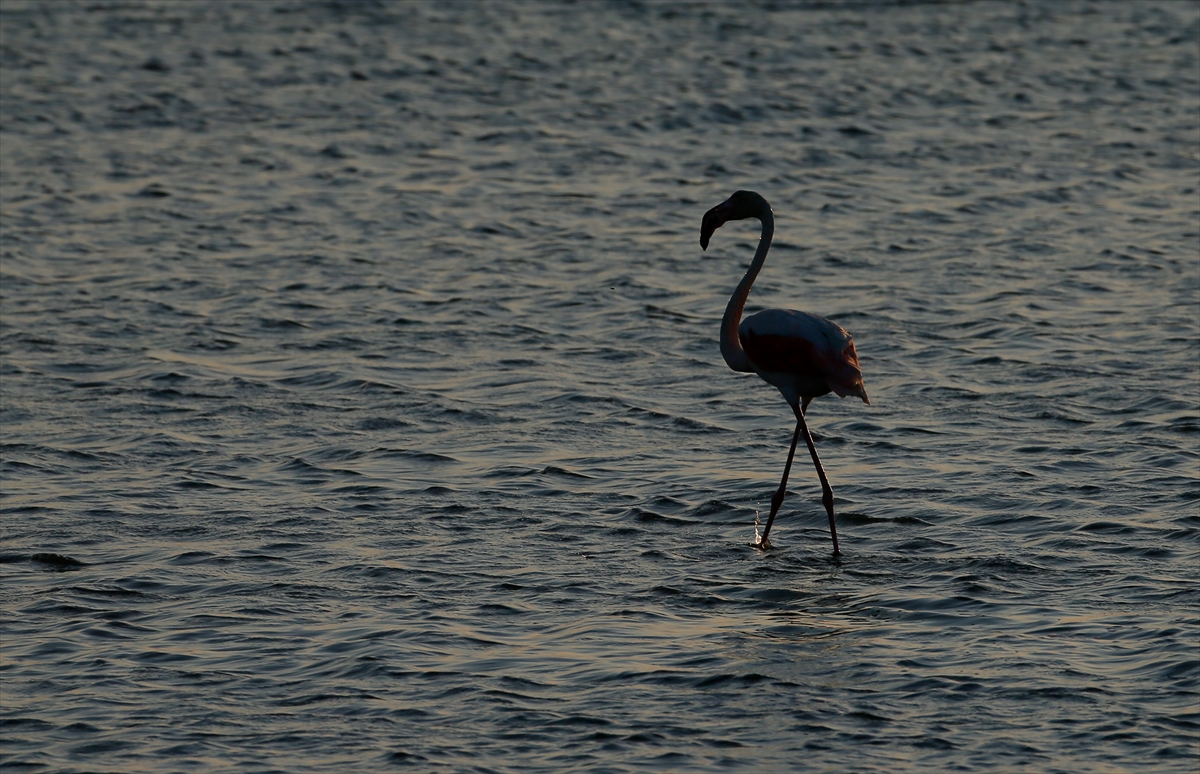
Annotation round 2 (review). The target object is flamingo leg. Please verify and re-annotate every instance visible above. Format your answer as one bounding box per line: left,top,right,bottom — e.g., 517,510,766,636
758,401,841,555
758,420,801,548
796,404,840,555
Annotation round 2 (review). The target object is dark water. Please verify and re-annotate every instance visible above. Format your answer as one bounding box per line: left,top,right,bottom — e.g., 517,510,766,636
2,1,1198,771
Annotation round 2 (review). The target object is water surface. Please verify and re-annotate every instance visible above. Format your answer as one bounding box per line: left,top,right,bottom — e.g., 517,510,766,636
2,1,1198,771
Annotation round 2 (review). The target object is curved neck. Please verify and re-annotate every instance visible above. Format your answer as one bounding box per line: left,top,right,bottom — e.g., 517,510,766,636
720,211,774,373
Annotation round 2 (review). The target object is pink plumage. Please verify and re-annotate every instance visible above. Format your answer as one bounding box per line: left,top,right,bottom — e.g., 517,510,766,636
740,308,869,408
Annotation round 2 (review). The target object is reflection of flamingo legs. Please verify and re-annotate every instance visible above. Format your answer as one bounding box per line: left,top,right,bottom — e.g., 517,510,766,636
700,191,869,553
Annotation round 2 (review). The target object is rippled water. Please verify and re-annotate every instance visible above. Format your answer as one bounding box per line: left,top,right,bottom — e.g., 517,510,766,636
2,1,1198,771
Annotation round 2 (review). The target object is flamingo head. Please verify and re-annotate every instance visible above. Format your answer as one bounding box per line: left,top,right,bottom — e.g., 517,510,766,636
700,190,771,250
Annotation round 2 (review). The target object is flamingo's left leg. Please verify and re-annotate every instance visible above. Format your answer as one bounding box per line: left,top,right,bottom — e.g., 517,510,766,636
795,401,840,555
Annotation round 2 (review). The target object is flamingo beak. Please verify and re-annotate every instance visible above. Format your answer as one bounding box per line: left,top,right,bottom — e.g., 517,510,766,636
699,203,731,251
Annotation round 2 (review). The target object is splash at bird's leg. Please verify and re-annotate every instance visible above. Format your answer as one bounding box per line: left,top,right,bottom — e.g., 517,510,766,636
752,510,768,549
753,507,774,549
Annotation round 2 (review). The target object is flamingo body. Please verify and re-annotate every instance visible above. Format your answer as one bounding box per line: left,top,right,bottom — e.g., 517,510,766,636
739,308,866,410
700,190,868,552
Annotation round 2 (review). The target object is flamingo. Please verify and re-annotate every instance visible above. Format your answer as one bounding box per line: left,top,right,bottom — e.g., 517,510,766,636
700,190,869,553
